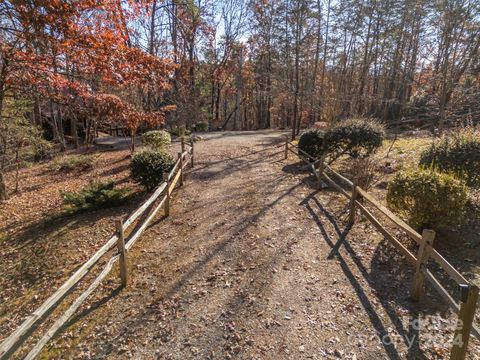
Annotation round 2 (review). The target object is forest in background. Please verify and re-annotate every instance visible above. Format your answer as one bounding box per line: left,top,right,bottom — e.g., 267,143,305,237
0,0,479,199
135,0,480,134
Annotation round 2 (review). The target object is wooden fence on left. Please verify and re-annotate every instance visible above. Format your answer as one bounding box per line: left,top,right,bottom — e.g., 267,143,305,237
0,137,195,360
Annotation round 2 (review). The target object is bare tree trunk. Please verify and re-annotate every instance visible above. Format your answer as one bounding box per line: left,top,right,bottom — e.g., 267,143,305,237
309,0,322,125
130,130,136,153
49,101,65,151
292,1,301,140
357,4,373,115
210,77,216,124
0,63,8,200
33,95,40,125
189,48,196,128
319,0,331,120
71,114,79,149
56,105,66,151
14,147,20,193
149,0,157,55
215,86,221,128
234,47,244,131
169,1,179,127
0,170,7,201
85,119,91,149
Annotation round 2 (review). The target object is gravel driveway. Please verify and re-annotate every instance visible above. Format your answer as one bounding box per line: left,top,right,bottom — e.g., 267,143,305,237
41,131,479,359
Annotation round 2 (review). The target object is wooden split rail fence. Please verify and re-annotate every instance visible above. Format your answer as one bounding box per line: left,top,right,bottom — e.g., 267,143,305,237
0,137,195,360
284,136,479,360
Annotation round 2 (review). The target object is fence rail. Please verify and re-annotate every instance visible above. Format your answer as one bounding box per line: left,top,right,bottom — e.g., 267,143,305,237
0,137,195,360
283,136,479,360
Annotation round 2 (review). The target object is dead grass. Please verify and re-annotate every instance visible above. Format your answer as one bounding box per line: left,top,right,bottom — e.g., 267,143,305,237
48,153,97,172
376,134,433,170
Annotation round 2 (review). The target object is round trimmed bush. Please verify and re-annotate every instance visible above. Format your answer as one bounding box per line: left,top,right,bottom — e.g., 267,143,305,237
194,121,209,132
387,168,468,231
419,129,480,188
298,129,325,159
131,149,174,191
141,130,171,151
323,118,385,160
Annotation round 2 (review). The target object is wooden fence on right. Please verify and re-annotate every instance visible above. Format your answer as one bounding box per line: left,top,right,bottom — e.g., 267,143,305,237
284,136,479,360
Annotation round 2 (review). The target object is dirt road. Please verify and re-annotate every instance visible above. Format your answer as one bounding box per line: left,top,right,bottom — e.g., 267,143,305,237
43,131,479,359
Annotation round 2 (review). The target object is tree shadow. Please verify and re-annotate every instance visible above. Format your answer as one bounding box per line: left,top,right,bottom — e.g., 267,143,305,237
192,147,277,173
302,191,429,360
189,149,283,182
427,213,480,294
57,173,307,353
281,162,309,174
99,163,130,177
64,284,124,330
0,189,151,295
143,175,304,302
18,181,51,195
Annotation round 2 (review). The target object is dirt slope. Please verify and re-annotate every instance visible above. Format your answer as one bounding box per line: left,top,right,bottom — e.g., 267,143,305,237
39,131,479,359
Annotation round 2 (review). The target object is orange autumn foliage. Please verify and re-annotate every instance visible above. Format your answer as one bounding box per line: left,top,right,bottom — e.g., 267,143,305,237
1,0,177,131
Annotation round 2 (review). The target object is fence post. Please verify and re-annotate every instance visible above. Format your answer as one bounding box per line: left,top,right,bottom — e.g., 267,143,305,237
410,229,435,301
284,136,288,159
450,285,479,360
348,181,358,224
163,173,170,217
178,152,184,186
316,157,325,190
181,136,185,154
190,138,194,167
115,219,128,287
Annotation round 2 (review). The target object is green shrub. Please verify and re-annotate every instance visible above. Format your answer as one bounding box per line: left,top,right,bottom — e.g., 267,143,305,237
419,129,480,188
61,180,129,211
49,154,95,172
131,149,174,191
298,129,325,159
323,118,385,160
22,139,54,165
141,130,171,151
194,121,209,132
32,139,55,162
387,168,468,231
169,126,191,137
